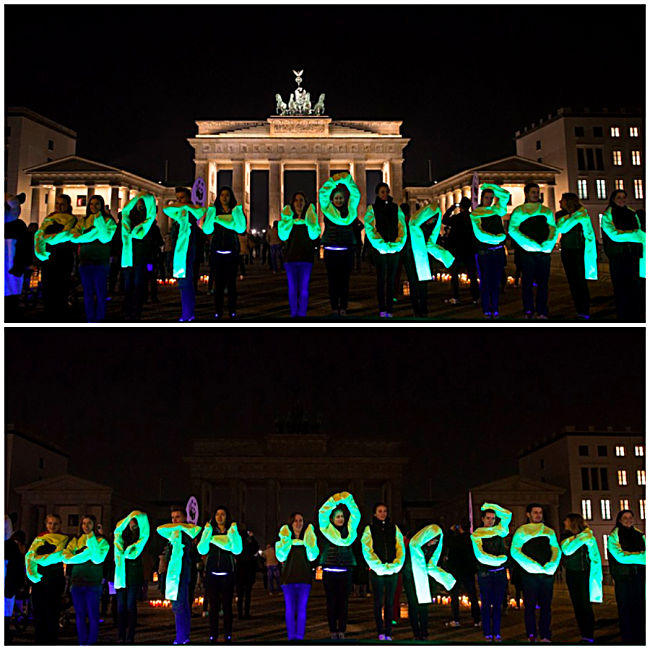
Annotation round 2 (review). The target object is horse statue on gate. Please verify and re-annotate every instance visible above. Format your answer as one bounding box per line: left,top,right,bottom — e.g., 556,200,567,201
313,94,326,115
275,94,287,115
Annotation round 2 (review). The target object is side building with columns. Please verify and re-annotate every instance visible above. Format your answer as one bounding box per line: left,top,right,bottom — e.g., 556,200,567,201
25,155,177,231
188,116,409,228
404,155,561,230
183,413,409,546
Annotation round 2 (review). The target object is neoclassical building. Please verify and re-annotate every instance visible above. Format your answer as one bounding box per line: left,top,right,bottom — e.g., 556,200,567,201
188,117,410,227
183,408,409,544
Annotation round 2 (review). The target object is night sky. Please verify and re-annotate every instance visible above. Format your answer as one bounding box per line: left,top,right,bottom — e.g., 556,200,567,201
5,328,645,507
5,5,645,192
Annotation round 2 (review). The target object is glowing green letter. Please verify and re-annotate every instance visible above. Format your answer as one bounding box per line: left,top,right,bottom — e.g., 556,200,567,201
601,206,646,278
361,524,405,575
276,523,320,563
318,492,361,546
25,533,68,584
556,207,598,280
561,527,603,602
508,202,557,254
470,502,512,567
511,523,561,575
410,524,456,603
163,204,206,278
157,523,201,601
113,511,150,590
318,173,361,226
33,213,76,262
409,204,455,281
121,194,158,268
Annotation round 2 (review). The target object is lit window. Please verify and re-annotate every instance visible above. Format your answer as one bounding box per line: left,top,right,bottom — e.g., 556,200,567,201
635,445,644,457
612,151,622,166
577,180,589,200
596,179,607,200
618,470,628,486
616,446,626,457
611,126,620,138
634,179,644,200
640,500,646,520
631,151,641,166
637,470,646,486
615,179,625,191
629,126,639,138
600,499,612,520
620,499,630,511
581,499,593,520
603,535,609,559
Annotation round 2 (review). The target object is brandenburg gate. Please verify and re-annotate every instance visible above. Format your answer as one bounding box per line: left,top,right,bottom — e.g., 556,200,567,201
188,72,410,226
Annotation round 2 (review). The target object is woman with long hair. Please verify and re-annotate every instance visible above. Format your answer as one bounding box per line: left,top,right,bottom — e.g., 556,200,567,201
201,187,246,320
70,194,117,322
276,512,319,640
560,513,602,643
318,172,361,317
62,514,110,646
278,192,320,317
317,492,361,640
361,502,405,640
197,506,242,643
607,510,645,643
601,189,645,320
555,193,597,319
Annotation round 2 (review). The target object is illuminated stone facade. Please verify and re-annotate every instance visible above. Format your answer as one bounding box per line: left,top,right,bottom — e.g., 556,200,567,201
188,117,410,227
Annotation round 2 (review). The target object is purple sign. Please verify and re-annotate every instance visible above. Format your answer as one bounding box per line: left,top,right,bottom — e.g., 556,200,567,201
192,177,206,207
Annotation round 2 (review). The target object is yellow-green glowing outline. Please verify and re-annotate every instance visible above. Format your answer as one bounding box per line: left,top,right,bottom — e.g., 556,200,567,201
607,527,646,566
511,523,561,575
200,204,247,235
113,511,150,590
556,207,598,280
163,204,206,278
157,523,201,601
33,213,76,262
409,204,455,281
318,492,361,547
278,204,321,241
508,202,557,253
561,527,603,603
363,204,407,254
70,213,117,244
470,184,510,245
275,523,320,563
601,206,646,279
318,173,361,226
120,194,157,268
197,521,243,556
410,524,456,604
470,502,512,567
62,532,110,565
361,524,405,575
25,533,68,584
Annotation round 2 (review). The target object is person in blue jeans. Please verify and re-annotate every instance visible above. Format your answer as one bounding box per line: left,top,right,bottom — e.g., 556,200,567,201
276,512,319,640
70,195,117,323
471,503,512,641
62,515,110,645
278,192,320,317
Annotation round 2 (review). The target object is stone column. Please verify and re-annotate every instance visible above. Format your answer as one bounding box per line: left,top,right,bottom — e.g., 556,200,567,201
55,184,64,198
390,160,404,204
30,186,41,223
316,161,331,227
244,162,251,227
382,161,391,186
232,161,244,211
269,161,281,227
546,185,556,210
453,189,462,204
391,480,404,525
314,479,329,522
195,161,208,185
353,162,367,221
462,186,471,198
86,185,96,204
110,186,120,216
265,479,280,544
229,479,245,523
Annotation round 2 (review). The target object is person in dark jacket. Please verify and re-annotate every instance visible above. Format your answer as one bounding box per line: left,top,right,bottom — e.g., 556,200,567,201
510,504,561,642
35,193,76,322
471,504,512,641
317,492,362,640
606,510,645,644
236,529,260,620
276,512,319,640
318,172,360,317
278,192,320,317
62,515,110,646
205,187,246,320
197,506,243,642
5,193,32,321
70,195,117,323
402,531,437,640
560,513,597,643
5,515,25,644
601,189,645,321
144,219,164,305
401,203,432,317
364,183,407,317
442,197,479,305
444,519,480,628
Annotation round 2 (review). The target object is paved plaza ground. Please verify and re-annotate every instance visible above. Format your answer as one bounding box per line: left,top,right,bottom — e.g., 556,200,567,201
9,580,626,645
14,252,645,324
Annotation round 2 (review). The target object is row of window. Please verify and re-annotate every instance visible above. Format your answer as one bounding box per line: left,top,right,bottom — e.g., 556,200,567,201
574,126,640,139
581,498,646,522
5,127,55,152
617,469,646,486
576,148,642,171
578,444,644,457
615,445,644,457
580,467,645,489
577,178,643,201
613,150,642,167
